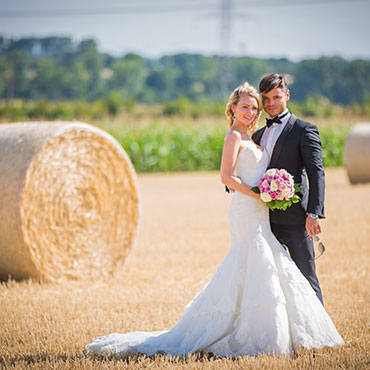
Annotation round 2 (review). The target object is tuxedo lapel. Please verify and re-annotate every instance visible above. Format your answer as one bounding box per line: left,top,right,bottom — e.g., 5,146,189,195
269,113,297,167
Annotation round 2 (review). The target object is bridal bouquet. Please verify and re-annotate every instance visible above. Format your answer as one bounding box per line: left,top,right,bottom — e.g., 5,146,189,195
252,168,301,211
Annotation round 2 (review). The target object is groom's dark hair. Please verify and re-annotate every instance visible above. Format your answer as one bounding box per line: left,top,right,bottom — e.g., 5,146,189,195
259,73,288,94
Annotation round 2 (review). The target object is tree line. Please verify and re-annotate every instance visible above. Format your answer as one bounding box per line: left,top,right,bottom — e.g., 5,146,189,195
0,36,369,105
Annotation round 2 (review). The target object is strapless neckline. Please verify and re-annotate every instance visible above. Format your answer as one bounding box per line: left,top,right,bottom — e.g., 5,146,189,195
234,140,269,188
239,140,264,154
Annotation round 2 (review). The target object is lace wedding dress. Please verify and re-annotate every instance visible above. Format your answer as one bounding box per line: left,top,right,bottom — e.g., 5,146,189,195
86,141,344,358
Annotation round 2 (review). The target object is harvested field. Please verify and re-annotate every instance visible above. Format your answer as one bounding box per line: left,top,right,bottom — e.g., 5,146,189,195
0,168,369,369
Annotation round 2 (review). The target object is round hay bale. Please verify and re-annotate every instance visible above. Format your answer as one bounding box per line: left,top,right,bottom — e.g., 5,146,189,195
344,123,370,184
0,122,140,281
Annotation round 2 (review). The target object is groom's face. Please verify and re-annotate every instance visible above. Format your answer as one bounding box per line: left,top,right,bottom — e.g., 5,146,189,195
262,88,290,118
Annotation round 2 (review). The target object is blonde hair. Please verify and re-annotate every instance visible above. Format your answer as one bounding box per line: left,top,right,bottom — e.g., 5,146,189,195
225,82,262,136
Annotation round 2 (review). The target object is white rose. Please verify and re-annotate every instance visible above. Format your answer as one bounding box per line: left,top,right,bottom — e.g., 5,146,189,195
270,180,278,191
281,190,288,198
261,192,272,203
266,169,277,177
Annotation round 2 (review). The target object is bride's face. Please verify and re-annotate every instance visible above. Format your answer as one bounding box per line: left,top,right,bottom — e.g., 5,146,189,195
232,94,258,127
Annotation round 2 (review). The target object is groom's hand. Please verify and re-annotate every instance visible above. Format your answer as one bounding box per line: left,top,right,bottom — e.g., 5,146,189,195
225,185,235,193
306,216,322,236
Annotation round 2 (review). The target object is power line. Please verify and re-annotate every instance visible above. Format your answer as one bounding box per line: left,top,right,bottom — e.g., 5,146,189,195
0,0,366,18
237,0,369,8
0,6,209,18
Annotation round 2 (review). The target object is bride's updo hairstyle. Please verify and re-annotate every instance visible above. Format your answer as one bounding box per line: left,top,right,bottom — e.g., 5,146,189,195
225,82,262,136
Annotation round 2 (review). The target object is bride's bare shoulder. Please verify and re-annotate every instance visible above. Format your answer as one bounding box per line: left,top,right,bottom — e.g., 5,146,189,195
224,129,242,143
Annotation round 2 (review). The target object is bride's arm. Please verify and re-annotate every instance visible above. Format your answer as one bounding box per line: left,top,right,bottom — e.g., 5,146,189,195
220,132,260,199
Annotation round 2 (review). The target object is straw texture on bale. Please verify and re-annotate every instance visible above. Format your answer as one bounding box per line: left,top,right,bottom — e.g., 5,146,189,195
0,122,140,281
344,122,370,184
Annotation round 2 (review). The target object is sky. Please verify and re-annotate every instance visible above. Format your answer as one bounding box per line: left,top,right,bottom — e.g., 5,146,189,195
0,0,369,61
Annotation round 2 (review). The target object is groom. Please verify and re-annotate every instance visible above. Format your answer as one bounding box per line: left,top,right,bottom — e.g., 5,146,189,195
252,73,325,304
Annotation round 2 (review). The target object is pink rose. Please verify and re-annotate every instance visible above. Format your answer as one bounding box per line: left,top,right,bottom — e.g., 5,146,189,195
261,179,270,188
270,192,277,200
276,193,285,200
279,184,288,191
275,178,283,185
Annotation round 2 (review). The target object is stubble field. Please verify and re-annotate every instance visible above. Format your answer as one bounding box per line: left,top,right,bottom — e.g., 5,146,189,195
0,168,369,369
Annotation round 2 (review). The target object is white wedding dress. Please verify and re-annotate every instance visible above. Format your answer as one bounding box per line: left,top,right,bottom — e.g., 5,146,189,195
86,141,344,358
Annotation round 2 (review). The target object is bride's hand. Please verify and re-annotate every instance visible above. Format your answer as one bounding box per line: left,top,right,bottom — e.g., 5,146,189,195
229,176,241,192
251,191,261,200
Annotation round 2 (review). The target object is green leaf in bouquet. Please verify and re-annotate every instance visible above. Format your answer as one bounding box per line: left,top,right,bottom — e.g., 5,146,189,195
251,186,260,194
267,200,278,210
280,201,290,211
281,204,288,211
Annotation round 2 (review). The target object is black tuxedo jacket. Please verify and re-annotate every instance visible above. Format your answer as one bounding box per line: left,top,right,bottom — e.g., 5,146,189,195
252,113,325,224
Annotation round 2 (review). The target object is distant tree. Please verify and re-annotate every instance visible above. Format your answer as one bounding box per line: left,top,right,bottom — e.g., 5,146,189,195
0,36,369,105
289,57,370,104
0,36,7,52
32,58,64,99
231,57,271,89
39,37,73,56
1,50,31,99
265,58,296,76
343,59,370,104
75,39,105,100
3,37,73,57
0,55,7,97
108,53,146,98
145,66,179,102
104,91,125,115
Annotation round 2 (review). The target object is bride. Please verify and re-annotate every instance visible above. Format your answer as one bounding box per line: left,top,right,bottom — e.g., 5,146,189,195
86,82,344,358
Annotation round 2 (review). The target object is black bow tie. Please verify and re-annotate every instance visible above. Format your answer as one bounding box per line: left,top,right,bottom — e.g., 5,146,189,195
266,111,289,128
266,116,281,127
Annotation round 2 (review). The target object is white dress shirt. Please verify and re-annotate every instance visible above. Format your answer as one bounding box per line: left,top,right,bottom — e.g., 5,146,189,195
260,109,291,161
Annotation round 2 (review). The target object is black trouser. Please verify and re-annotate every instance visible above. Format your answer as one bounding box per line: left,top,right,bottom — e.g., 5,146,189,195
271,223,324,305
